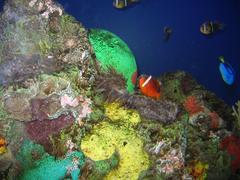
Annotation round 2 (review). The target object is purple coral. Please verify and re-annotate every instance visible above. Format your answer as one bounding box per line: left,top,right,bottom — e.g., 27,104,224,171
25,114,74,152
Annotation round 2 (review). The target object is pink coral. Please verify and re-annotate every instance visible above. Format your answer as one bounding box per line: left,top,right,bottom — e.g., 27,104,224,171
157,148,185,175
60,94,79,108
77,97,92,126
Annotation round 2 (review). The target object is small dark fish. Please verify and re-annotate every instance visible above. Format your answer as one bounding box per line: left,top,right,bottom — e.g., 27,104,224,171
200,21,224,35
163,26,172,41
113,0,140,9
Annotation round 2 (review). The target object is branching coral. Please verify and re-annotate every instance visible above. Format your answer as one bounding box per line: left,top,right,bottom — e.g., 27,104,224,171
183,96,204,116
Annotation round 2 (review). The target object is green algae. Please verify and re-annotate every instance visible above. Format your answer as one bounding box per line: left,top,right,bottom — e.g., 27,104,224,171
162,78,185,103
88,29,137,93
81,103,149,180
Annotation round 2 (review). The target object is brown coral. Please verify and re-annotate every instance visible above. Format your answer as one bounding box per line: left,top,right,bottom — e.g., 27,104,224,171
209,111,220,129
94,68,127,102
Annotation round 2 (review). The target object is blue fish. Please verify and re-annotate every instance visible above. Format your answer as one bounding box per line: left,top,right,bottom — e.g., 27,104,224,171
218,56,235,85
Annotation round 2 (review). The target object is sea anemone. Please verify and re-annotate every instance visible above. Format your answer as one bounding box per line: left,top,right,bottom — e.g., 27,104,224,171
183,96,204,116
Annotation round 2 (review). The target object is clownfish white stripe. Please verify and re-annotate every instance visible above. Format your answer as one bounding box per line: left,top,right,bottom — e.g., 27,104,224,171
142,75,152,87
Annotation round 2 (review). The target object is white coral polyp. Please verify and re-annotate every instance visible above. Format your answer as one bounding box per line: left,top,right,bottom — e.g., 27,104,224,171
60,94,79,108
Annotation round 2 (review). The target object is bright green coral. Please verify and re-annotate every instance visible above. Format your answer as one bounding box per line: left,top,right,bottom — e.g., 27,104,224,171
81,103,149,179
88,29,137,93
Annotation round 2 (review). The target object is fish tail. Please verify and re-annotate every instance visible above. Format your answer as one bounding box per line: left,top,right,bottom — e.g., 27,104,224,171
218,23,224,30
214,22,225,30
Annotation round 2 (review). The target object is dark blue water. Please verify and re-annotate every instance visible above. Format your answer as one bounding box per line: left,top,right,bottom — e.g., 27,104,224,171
0,0,4,12
1,0,240,105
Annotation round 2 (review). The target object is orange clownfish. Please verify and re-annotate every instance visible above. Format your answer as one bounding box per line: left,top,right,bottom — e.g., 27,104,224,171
139,75,161,100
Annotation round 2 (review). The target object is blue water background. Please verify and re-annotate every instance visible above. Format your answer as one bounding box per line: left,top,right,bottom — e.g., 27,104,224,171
1,0,240,105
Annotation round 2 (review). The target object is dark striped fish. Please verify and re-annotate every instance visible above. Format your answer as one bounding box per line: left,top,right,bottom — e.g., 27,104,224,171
200,21,224,35
113,0,140,9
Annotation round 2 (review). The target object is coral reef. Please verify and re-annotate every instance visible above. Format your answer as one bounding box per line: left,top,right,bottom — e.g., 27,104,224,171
16,140,119,180
0,0,94,86
94,69,178,124
0,0,237,179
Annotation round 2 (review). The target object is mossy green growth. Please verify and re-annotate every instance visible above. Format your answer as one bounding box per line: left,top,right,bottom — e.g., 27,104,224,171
81,103,149,179
88,29,137,93
162,78,185,103
86,151,120,180
17,140,85,180
0,87,8,120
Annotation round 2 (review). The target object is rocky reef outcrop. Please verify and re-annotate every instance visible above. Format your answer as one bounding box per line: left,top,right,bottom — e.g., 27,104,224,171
0,0,238,179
